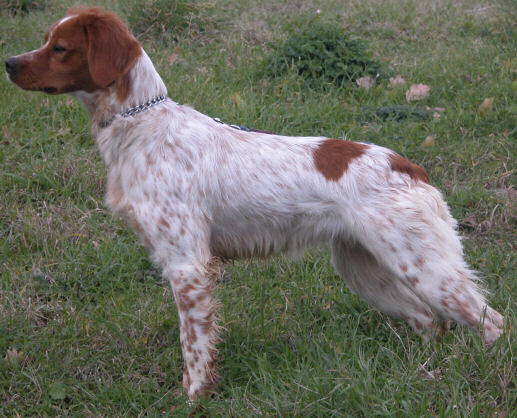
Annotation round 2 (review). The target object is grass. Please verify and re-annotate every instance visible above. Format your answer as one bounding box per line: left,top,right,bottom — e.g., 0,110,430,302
1,0,516,415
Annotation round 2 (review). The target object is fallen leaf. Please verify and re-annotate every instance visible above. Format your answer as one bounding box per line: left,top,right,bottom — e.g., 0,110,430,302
406,84,430,101
168,46,180,65
459,214,477,230
388,75,406,88
421,135,436,147
5,348,27,365
231,92,243,108
356,76,376,89
418,364,442,381
2,125,12,140
478,97,494,115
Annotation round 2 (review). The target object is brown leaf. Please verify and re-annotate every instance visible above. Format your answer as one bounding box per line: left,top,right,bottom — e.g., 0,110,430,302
388,75,406,88
2,125,13,140
356,76,376,89
418,364,442,380
5,348,28,365
478,97,494,115
405,84,430,101
168,46,180,65
231,92,243,108
421,135,436,147
459,214,478,231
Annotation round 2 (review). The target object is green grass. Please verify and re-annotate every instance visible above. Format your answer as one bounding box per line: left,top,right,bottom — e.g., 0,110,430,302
1,0,516,415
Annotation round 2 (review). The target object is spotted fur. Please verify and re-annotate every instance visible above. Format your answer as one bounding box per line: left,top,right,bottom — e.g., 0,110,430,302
6,7,504,400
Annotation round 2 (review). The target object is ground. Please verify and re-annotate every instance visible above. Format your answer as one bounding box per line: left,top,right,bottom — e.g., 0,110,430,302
0,0,515,415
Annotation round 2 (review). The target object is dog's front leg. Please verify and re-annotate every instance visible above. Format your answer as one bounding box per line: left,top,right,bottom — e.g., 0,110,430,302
109,176,222,398
163,258,220,400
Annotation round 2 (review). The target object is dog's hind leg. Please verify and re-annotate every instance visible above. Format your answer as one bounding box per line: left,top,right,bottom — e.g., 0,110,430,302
351,186,504,344
331,240,442,340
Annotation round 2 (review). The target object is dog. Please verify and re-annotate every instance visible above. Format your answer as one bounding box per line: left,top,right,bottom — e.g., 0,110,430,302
5,7,504,400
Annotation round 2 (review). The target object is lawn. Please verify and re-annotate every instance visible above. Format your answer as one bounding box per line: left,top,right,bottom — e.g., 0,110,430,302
0,0,516,415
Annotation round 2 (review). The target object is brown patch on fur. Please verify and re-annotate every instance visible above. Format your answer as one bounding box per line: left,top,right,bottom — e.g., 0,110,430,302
177,292,195,313
159,217,170,229
182,366,191,390
389,153,430,184
185,322,197,345
406,275,419,287
414,256,425,270
450,293,477,326
313,139,368,181
400,263,409,273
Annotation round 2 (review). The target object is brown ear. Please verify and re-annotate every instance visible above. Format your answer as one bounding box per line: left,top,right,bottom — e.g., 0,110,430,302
81,9,141,89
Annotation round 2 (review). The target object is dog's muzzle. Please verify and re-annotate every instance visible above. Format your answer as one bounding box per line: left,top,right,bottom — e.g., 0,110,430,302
5,57,19,77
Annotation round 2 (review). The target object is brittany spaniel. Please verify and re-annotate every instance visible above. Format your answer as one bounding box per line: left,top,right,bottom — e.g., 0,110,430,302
5,8,504,400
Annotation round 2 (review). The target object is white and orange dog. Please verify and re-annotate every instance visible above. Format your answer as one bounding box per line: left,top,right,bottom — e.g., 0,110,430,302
6,8,504,399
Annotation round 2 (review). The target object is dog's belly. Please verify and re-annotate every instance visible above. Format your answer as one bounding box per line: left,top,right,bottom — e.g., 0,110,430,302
208,205,342,260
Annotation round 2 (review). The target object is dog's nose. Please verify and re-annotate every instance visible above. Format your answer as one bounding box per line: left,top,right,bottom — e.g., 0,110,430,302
5,57,19,75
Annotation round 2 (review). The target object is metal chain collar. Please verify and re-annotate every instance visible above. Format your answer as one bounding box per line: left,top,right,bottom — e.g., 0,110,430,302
120,95,167,118
99,95,167,128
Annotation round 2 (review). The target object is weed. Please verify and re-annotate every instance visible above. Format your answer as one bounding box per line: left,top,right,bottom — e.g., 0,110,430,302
0,0,45,15
361,105,432,122
126,0,216,43
263,17,385,88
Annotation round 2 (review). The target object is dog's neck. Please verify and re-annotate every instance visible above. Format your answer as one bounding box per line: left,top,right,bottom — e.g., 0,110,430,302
71,49,168,135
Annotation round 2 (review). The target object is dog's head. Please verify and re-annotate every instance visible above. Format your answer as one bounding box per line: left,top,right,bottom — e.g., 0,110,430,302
5,8,141,99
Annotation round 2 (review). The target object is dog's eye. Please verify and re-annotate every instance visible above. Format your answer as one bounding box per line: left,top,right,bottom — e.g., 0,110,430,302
52,45,66,53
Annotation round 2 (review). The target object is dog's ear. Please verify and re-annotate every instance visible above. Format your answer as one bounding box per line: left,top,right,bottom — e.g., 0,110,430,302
80,9,141,90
